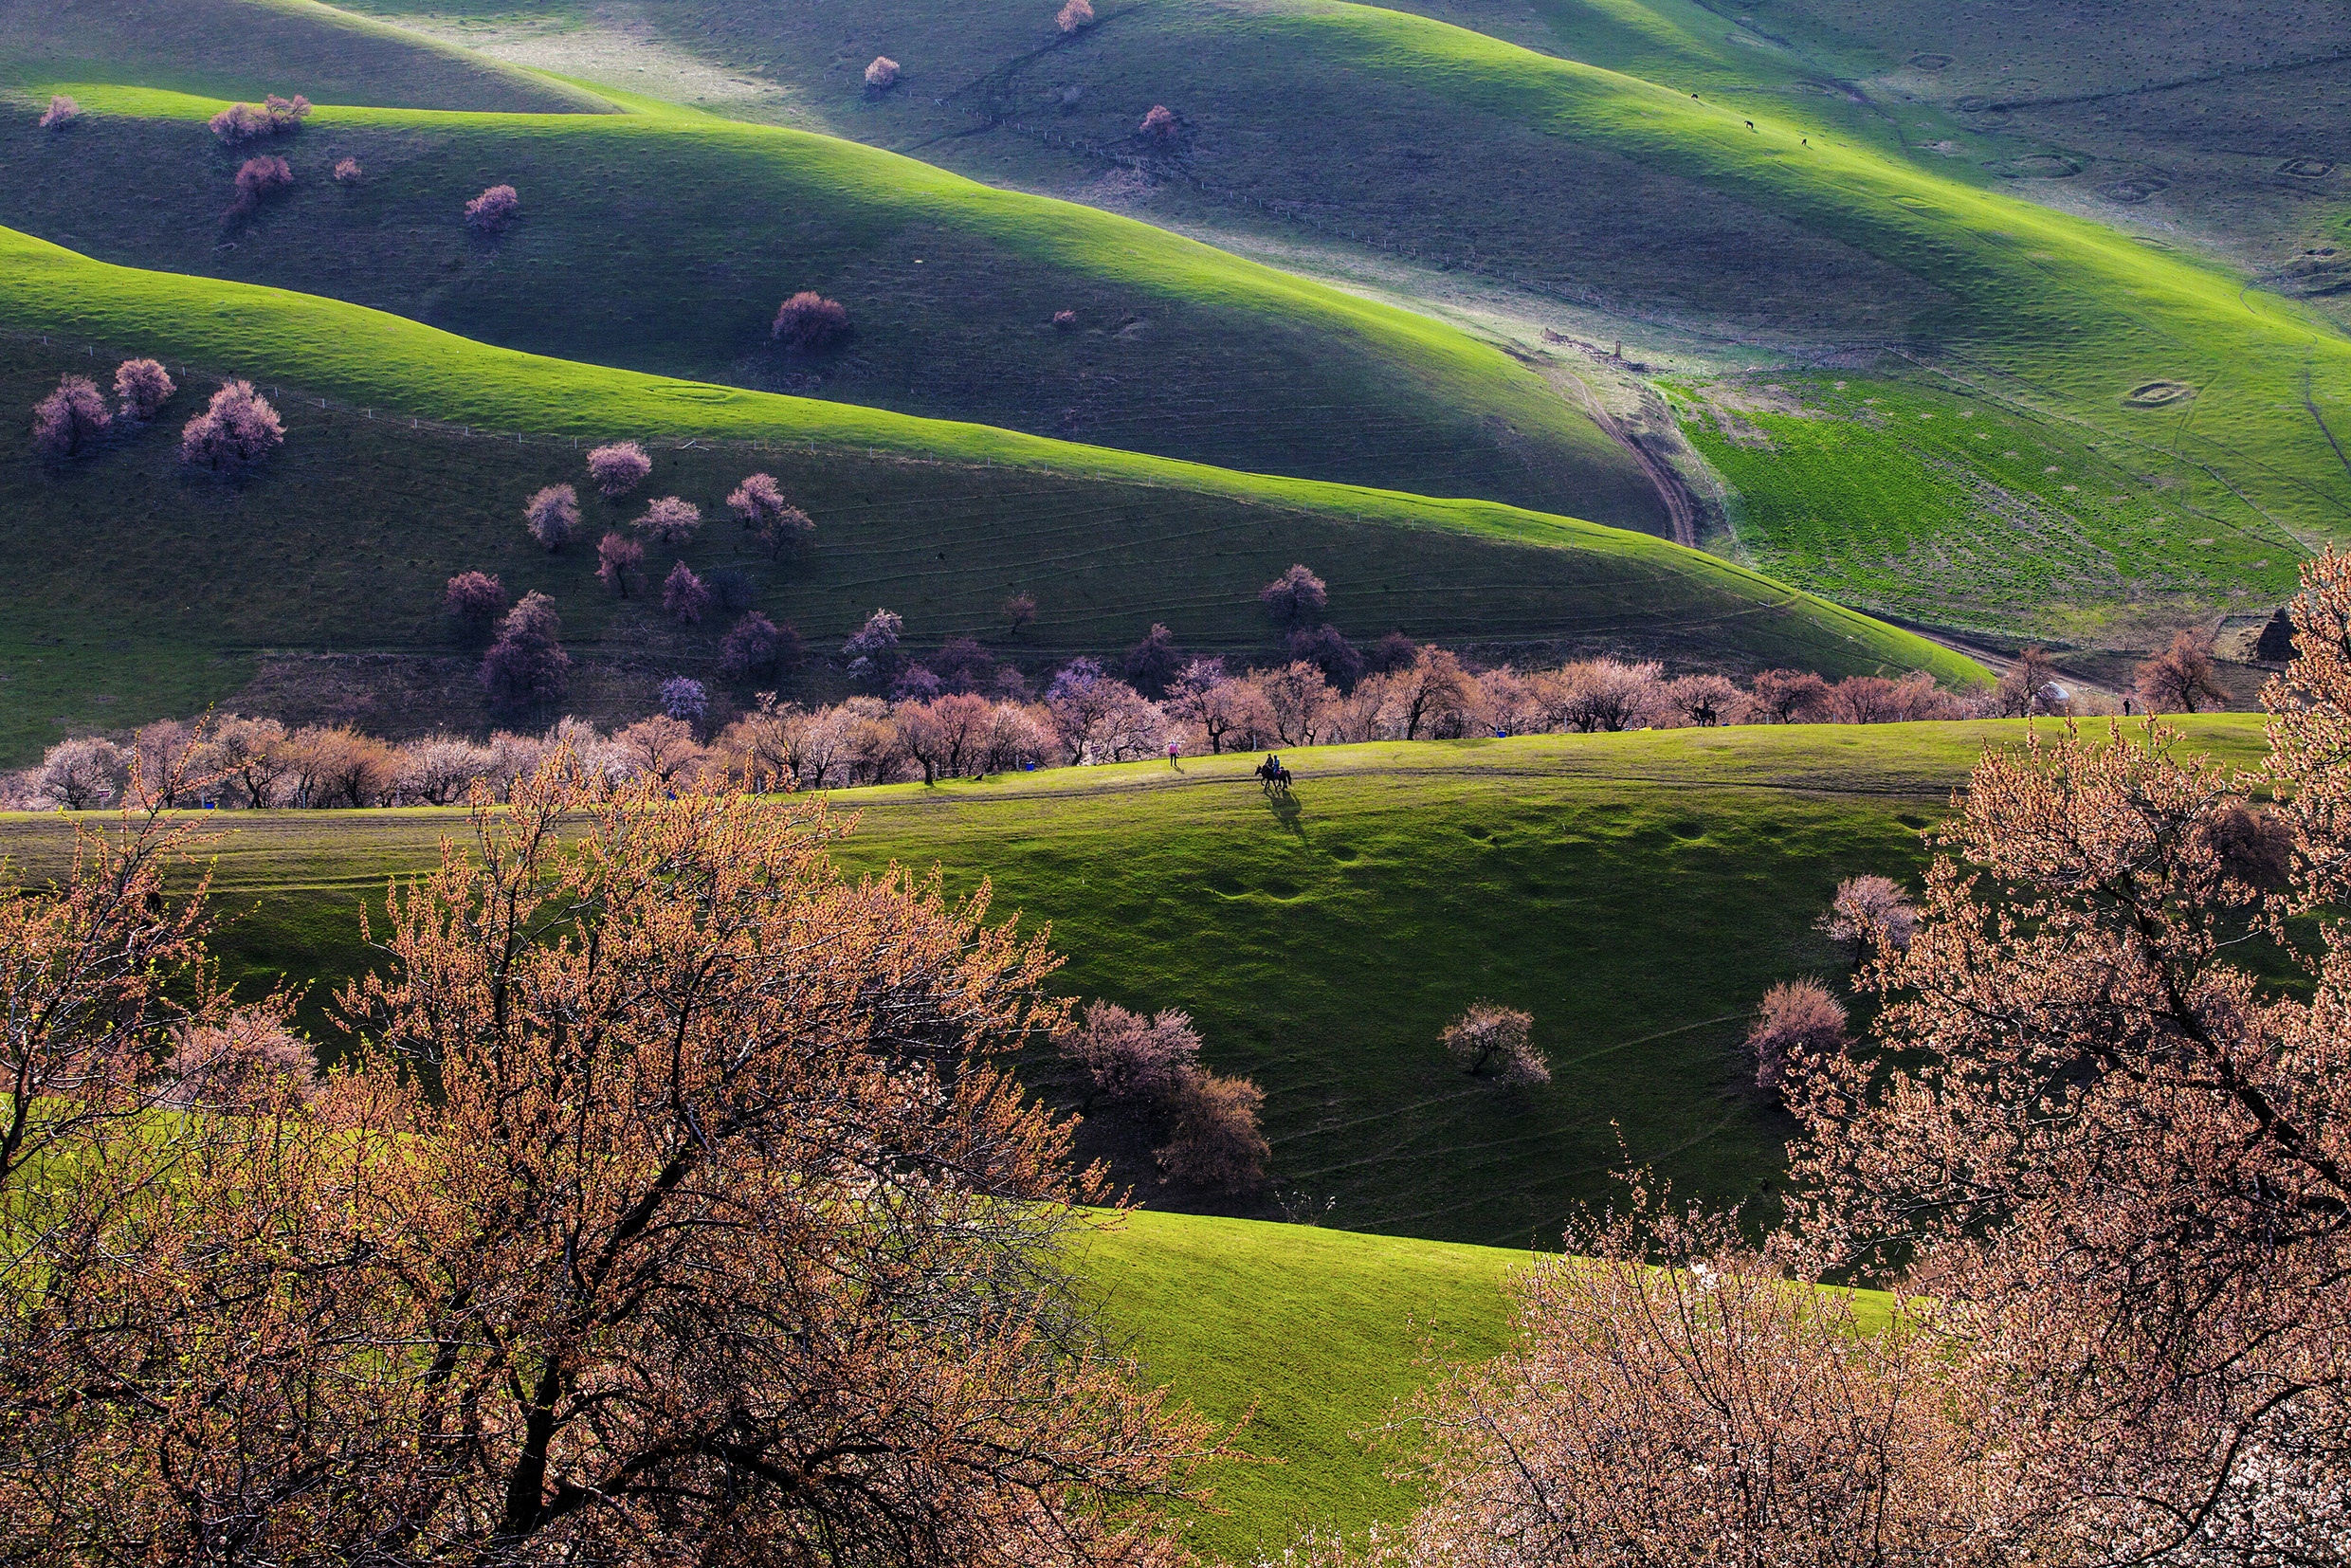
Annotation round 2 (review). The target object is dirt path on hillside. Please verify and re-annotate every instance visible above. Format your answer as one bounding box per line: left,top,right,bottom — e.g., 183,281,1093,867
1540,366,1699,547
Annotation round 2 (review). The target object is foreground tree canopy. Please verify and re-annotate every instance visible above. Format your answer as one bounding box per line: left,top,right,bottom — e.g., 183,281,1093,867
0,758,1207,1565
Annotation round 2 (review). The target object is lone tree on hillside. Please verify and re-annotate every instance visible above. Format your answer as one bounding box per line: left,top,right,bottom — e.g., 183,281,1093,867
442,571,507,635
1157,1071,1270,1193
523,483,578,551
38,95,79,130
1441,1002,1548,1085
479,591,569,711
1123,624,1185,698
112,359,174,422
773,291,851,353
1258,563,1327,629
634,495,702,548
464,183,519,232
2135,629,2227,713
30,374,111,460
229,155,292,214
1004,592,1039,636
178,380,283,473
596,532,645,596
1138,103,1180,145
1054,1001,1202,1110
662,561,711,626
727,473,814,556
719,611,800,683
864,55,901,89
586,440,652,496
1057,0,1095,31
1745,976,1845,1095
332,156,362,185
1817,874,1916,962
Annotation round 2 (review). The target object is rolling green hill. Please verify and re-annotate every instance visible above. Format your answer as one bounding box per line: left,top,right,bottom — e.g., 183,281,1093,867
0,84,1668,528
0,235,1977,758
0,722,2262,1243
358,0,2351,634
0,0,611,113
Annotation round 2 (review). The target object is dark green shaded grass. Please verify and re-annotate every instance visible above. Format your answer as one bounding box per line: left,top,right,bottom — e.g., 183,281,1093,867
0,255,1977,760
0,86,1663,527
0,721,2265,1239
0,0,610,112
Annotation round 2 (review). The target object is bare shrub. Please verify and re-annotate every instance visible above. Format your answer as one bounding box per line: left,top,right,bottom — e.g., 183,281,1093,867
523,483,577,551
773,291,850,353
586,441,651,496
263,93,312,132
1055,1001,1202,1107
1746,978,1845,1094
2201,801,2297,892
864,56,900,89
1156,1071,1269,1192
177,380,283,473
1818,874,1916,959
1003,592,1038,634
30,374,110,460
38,95,79,130
112,358,174,421
464,183,519,232
1441,1002,1547,1085
1122,623,1185,698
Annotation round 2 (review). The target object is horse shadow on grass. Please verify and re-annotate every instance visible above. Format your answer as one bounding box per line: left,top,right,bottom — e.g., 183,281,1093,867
1260,785,1305,838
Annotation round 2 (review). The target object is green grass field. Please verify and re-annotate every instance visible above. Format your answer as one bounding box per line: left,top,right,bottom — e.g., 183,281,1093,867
0,84,1665,527
0,720,2263,1241
357,0,2351,612
0,245,1976,761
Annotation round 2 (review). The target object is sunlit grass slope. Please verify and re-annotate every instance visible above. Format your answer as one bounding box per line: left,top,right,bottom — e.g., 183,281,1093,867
0,0,609,113
548,0,2351,547
0,86,1663,526
0,250,1977,758
0,723,2265,1241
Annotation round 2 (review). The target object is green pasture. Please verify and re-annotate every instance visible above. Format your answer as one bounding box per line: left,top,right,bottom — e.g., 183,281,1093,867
0,258,1975,761
0,720,2263,1241
1673,374,2306,641
0,85,1664,526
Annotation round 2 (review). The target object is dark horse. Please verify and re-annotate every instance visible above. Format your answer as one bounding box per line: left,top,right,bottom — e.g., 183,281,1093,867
1254,757,1294,794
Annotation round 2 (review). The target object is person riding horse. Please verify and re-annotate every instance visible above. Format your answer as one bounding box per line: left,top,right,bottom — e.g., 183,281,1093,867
1254,753,1294,793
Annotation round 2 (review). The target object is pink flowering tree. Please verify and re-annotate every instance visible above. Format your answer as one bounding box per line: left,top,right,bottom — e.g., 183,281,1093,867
596,532,645,596
112,359,175,421
38,96,79,130
864,56,901,89
1258,563,1327,629
662,561,711,626
31,375,111,460
720,611,800,682
523,483,577,552
634,495,702,548
333,157,363,185
178,380,284,473
208,102,270,143
772,292,850,353
1056,0,1094,31
464,183,519,232
726,473,814,557
443,572,508,635
263,94,312,132
480,592,569,713
1139,104,1179,144
229,155,293,214
586,441,651,496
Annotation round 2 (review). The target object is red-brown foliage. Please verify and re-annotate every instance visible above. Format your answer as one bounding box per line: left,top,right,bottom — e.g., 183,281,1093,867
111,358,174,421
1155,1070,1269,1192
773,291,851,353
1664,672,1742,727
464,182,519,231
30,374,110,460
1138,103,1180,144
2134,629,2227,713
586,440,652,496
229,154,293,213
263,93,312,132
1004,593,1039,634
1258,563,1327,629
177,380,283,472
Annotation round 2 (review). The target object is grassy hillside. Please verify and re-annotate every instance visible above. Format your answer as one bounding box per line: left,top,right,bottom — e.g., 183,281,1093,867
0,0,610,113
0,86,1666,528
0,243,1978,759
0,722,2265,1244
380,0,2351,619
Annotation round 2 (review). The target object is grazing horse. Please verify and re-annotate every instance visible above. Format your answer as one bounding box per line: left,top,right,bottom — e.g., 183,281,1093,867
1254,757,1294,794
